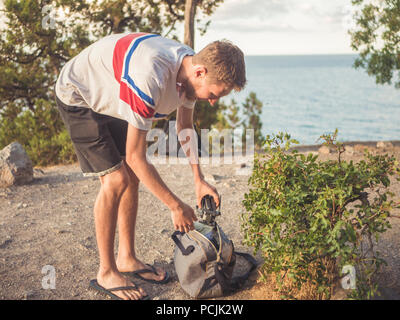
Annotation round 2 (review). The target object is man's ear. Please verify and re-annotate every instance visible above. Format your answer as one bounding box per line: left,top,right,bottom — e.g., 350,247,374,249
193,65,207,79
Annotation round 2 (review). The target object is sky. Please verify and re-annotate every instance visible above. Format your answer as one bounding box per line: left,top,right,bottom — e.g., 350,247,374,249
190,0,357,55
0,0,357,56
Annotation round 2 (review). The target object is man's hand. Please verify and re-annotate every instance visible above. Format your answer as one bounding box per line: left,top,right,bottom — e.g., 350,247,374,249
170,201,198,233
195,178,220,209
126,124,197,234
175,106,219,224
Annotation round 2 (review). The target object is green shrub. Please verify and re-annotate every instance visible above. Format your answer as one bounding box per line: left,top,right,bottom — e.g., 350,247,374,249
0,99,76,166
241,131,400,299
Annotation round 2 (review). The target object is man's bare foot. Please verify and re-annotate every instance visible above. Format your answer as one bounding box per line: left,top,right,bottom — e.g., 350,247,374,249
116,257,168,282
96,270,147,300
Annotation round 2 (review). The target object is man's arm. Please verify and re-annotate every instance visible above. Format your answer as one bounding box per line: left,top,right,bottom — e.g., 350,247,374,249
125,123,197,233
176,106,220,208
176,106,203,179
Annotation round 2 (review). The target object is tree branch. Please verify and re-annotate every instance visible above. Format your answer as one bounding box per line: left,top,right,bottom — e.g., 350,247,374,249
163,20,176,38
164,0,184,20
7,47,45,65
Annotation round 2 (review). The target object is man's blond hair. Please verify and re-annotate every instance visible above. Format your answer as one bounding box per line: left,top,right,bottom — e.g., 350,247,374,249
193,40,246,92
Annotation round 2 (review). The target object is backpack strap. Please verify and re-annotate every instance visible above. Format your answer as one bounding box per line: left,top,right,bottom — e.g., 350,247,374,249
171,231,195,256
214,251,258,293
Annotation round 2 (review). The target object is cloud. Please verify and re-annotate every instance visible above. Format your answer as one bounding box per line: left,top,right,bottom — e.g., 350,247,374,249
211,0,291,20
211,19,296,33
206,0,352,34
194,0,356,54
293,1,354,28
207,0,297,34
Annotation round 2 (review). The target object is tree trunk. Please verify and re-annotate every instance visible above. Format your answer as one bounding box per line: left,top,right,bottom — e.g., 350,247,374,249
184,0,197,49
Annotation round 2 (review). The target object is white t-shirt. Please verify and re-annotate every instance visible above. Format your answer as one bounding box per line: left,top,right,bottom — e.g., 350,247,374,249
55,33,195,130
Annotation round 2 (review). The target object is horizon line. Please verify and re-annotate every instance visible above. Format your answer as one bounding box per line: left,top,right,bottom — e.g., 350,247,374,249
244,52,358,57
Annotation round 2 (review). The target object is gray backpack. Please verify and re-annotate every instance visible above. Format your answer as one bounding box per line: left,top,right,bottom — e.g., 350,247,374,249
172,196,257,299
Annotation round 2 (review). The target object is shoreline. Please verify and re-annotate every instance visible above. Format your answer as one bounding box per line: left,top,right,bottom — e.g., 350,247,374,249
289,140,400,153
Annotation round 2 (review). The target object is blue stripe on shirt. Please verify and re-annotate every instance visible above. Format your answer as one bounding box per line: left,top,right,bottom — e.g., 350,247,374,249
122,34,160,106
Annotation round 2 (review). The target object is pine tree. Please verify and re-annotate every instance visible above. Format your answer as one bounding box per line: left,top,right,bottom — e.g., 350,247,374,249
242,92,264,148
349,0,400,88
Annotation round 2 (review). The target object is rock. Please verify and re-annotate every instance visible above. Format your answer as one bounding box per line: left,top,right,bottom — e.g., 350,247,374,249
0,238,12,249
151,250,162,257
354,144,370,152
17,202,28,209
345,146,354,155
318,145,330,154
0,142,33,188
33,168,45,176
235,161,253,175
377,141,393,149
24,290,36,300
373,287,400,300
223,182,235,188
204,173,219,182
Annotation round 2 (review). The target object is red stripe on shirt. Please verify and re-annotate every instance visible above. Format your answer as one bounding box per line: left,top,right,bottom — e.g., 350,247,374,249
112,33,147,83
120,81,155,118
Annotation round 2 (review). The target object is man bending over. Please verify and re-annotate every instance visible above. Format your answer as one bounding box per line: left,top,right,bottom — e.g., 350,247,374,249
55,33,246,300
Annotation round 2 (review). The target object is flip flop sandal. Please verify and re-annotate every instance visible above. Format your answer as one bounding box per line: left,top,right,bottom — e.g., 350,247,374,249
122,264,170,284
89,279,150,300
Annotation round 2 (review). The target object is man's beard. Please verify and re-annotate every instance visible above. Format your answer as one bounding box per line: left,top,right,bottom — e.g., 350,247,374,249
182,79,196,101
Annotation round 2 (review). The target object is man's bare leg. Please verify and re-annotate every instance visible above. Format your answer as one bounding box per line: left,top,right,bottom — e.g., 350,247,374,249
94,165,147,300
115,161,167,282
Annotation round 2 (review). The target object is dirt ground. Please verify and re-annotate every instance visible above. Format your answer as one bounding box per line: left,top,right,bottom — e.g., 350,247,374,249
0,141,399,300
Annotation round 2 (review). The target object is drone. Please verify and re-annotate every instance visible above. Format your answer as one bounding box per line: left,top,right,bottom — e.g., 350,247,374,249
196,195,221,226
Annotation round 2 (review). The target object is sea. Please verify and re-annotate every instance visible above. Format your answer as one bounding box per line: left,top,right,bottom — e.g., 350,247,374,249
223,54,400,145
